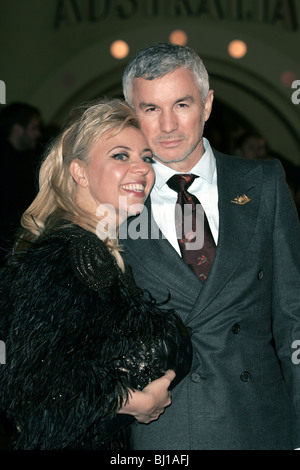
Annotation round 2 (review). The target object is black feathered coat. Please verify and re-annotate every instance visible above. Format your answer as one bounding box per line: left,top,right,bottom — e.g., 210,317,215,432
0,222,192,450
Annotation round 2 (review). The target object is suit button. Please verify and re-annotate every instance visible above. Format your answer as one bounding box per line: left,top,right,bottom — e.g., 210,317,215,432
257,270,264,280
232,323,240,334
191,373,202,383
240,371,251,382
186,327,194,336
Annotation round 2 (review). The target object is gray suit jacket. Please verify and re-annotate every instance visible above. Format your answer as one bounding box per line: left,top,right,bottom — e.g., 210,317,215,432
120,151,300,450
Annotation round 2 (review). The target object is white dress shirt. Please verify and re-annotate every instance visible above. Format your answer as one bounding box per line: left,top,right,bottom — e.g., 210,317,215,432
150,138,219,255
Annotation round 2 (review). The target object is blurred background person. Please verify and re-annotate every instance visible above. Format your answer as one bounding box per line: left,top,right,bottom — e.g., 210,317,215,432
0,102,42,264
234,131,267,160
234,131,300,218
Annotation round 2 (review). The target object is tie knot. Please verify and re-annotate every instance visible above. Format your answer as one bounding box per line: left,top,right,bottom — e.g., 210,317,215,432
167,174,197,193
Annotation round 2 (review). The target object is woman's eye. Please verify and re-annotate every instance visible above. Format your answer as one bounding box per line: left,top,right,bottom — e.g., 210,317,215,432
143,155,155,164
111,153,128,161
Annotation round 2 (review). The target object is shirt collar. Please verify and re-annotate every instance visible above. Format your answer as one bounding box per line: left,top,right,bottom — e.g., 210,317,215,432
153,138,216,190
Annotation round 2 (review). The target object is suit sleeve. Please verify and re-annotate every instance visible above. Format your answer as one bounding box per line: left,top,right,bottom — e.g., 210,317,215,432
269,160,300,448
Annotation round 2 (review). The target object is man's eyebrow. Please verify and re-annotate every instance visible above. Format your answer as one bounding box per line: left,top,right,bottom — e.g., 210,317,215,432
138,96,195,110
175,95,194,103
138,102,155,110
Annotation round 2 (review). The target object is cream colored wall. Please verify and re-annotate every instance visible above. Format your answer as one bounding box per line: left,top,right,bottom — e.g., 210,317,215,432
1,0,299,162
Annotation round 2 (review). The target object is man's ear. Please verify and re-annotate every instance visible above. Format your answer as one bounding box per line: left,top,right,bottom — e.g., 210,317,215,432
69,159,88,188
204,89,214,122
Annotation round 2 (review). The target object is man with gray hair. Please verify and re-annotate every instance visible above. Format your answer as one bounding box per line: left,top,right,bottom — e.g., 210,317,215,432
120,43,300,450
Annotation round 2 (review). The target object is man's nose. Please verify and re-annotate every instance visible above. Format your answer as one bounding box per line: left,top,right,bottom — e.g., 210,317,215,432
159,110,178,133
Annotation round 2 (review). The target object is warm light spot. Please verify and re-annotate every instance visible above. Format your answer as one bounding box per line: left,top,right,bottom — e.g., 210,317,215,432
228,40,247,59
281,71,297,87
169,30,188,46
110,40,129,59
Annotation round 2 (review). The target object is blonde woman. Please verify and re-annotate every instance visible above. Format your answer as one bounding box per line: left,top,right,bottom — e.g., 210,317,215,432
0,98,192,450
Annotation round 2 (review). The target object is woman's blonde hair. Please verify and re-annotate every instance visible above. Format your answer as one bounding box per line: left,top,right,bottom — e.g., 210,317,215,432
19,98,140,269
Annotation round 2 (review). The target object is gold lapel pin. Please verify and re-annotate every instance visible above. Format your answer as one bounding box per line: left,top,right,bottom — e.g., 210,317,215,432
231,194,252,205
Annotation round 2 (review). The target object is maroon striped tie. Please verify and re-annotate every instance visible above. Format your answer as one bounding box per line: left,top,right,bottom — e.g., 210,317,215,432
167,174,216,282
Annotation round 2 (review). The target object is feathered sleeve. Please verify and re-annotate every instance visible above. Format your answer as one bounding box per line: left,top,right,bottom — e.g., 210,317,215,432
0,228,138,449
0,226,192,450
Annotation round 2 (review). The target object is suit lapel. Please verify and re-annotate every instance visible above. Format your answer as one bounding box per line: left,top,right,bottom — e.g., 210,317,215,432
122,152,263,321
121,197,202,299
187,152,263,322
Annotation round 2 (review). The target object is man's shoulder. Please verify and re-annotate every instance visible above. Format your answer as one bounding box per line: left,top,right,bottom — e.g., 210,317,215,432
213,148,282,175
